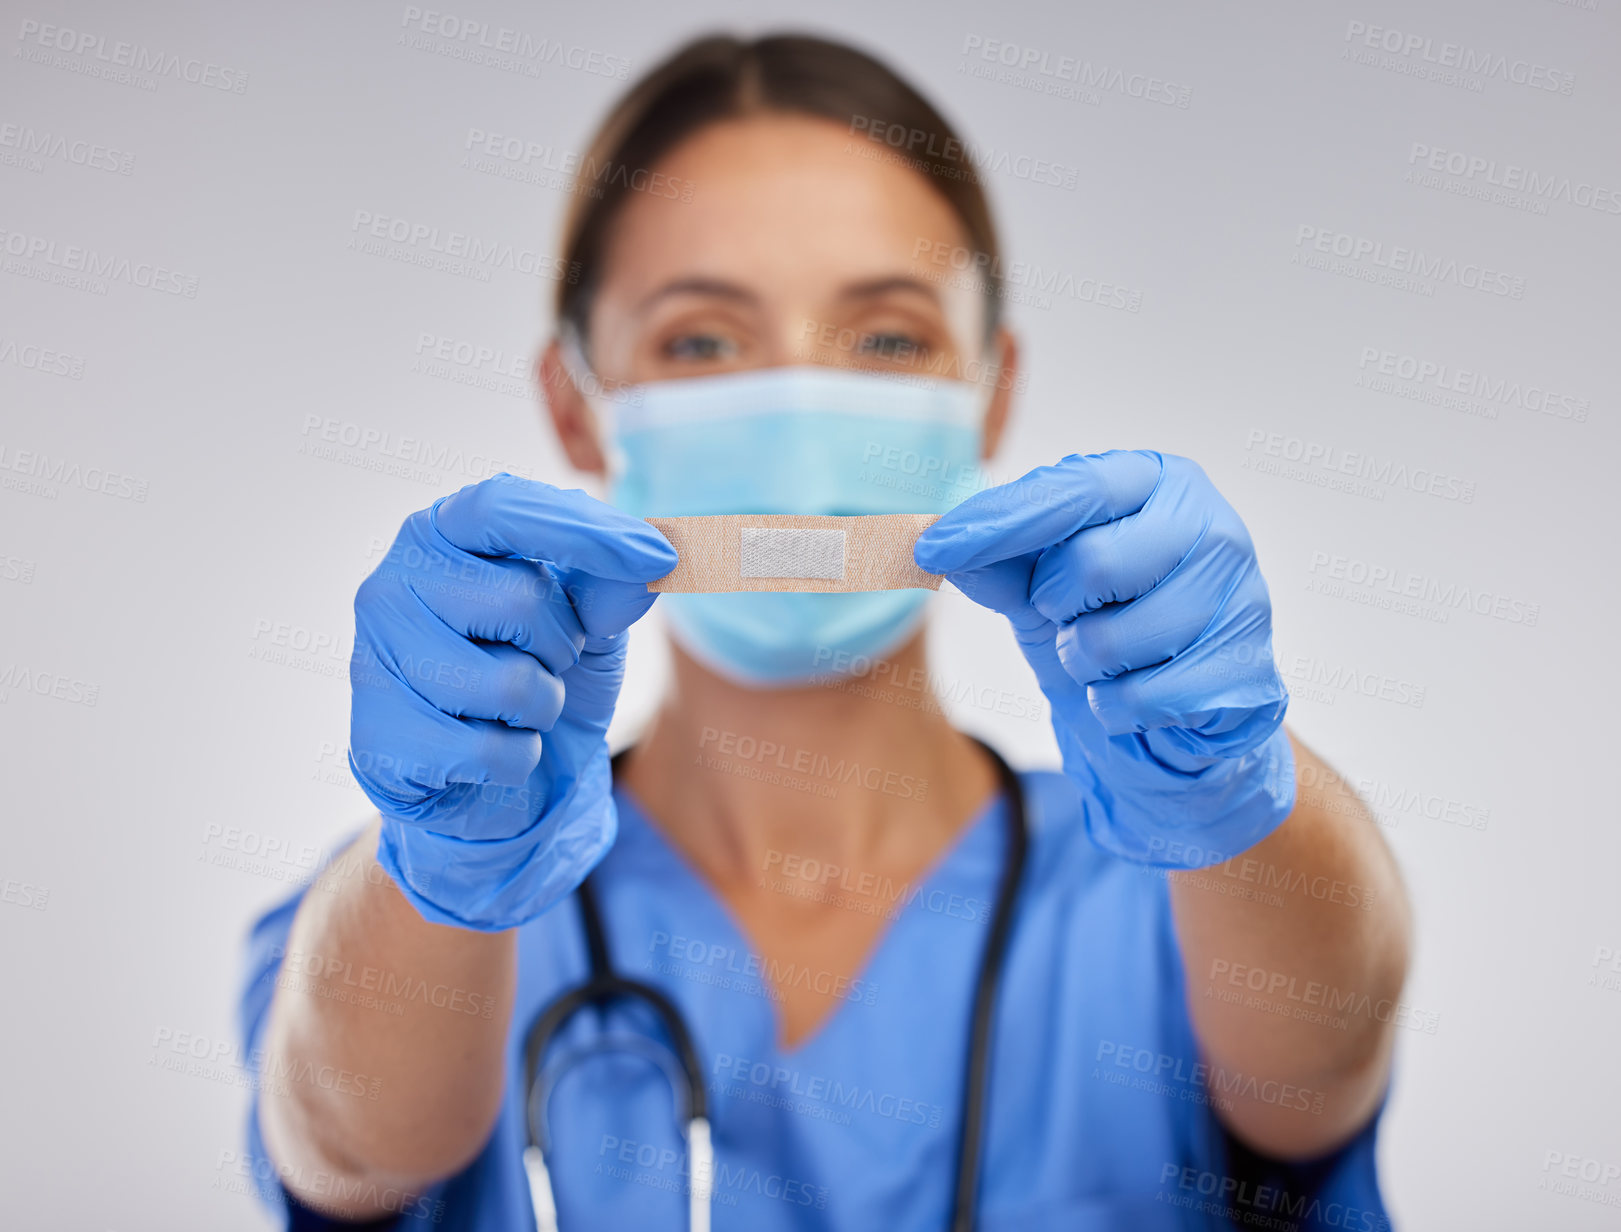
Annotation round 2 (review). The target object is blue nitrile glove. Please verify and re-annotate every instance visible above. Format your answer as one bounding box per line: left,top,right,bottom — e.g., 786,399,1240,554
914,450,1296,869
348,472,678,930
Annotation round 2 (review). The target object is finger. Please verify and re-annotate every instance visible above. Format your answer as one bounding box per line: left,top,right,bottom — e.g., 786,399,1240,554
362,637,565,733
937,553,1052,635
551,630,632,728
438,713,547,788
914,450,1163,574
1027,491,1198,624
402,542,588,678
1053,578,1219,685
549,567,662,640
426,485,670,637
351,675,545,793
355,607,567,732
1143,706,1289,767
432,473,678,582
1084,643,1288,739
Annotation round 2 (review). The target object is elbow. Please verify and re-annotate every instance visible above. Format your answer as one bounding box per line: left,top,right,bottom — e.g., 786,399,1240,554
255,1001,505,1215
258,1062,503,1217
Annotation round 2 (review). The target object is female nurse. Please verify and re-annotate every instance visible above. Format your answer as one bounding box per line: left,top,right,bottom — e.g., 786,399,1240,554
240,32,1410,1232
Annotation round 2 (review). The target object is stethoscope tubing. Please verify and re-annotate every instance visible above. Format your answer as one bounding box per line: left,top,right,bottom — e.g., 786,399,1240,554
522,737,1027,1231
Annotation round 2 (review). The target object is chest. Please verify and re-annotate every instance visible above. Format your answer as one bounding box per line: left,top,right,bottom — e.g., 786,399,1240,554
496,847,1201,1231
716,872,924,1048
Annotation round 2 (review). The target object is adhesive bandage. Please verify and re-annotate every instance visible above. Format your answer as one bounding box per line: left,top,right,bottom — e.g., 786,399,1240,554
646,514,943,593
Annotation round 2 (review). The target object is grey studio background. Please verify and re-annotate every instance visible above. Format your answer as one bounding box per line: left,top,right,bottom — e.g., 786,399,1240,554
2,0,1617,1227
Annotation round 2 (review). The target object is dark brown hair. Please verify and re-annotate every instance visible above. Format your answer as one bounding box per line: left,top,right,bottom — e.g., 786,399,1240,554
555,33,1003,348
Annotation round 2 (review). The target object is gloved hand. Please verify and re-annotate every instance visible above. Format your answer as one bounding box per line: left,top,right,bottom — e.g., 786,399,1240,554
348,472,678,930
914,450,1296,869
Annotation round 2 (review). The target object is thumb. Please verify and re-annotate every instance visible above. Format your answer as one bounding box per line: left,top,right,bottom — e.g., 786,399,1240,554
554,629,633,733
552,565,662,639
939,555,1046,631
944,555,1089,711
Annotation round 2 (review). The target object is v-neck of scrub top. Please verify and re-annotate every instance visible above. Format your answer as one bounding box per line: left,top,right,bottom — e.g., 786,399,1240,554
604,776,1011,1061
238,769,1394,1231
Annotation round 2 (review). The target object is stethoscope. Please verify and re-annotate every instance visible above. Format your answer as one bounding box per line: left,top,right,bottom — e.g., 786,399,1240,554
522,737,1029,1232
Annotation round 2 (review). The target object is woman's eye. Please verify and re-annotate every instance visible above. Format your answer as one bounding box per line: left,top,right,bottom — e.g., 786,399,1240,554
663,333,738,362
858,332,927,361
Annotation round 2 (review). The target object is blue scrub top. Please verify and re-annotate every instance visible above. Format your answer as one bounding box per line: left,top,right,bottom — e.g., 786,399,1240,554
237,769,1393,1231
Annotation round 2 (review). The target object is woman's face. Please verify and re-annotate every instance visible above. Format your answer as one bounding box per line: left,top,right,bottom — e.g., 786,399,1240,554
545,112,1016,471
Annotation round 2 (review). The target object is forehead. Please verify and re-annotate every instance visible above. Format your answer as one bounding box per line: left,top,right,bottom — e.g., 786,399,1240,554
590,113,978,323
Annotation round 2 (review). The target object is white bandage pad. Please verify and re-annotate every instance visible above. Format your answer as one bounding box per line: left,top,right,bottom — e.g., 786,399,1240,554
647,514,942,593
739,527,846,581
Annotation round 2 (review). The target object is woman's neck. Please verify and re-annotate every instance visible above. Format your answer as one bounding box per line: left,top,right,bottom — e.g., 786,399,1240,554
619,629,999,893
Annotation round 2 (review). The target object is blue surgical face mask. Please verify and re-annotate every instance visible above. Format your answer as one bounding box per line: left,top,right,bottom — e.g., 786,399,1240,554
570,349,990,686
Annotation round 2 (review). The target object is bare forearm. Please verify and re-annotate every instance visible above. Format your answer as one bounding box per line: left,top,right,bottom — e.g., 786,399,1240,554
1169,729,1412,1157
257,820,516,1217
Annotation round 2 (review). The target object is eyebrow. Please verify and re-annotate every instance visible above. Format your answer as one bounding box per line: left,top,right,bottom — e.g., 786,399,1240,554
835,276,944,307
634,277,760,314
633,273,945,315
